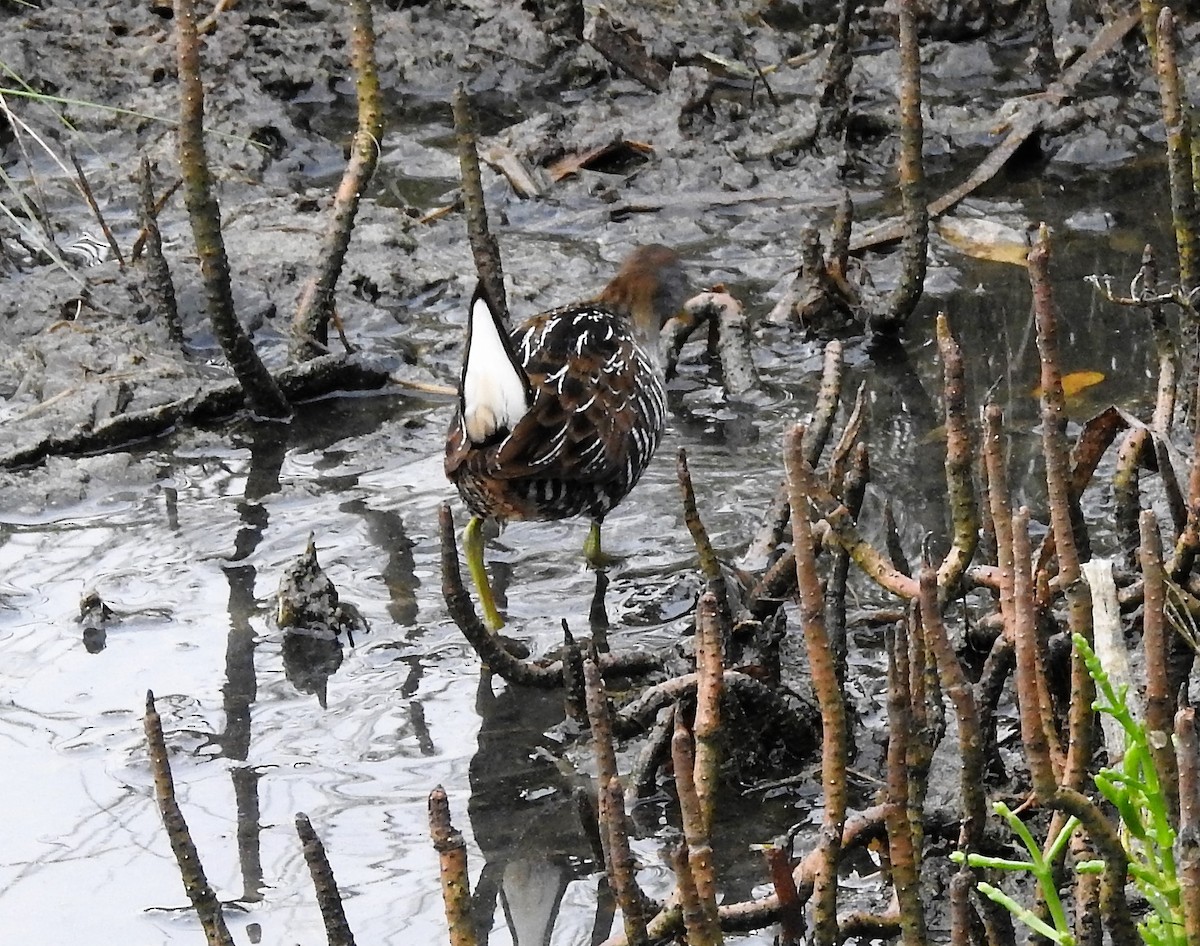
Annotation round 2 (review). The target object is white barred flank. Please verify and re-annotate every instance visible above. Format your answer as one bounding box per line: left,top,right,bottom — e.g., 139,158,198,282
462,293,531,444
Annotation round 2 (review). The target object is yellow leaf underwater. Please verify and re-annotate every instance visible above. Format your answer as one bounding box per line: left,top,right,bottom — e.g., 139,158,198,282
1033,370,1105,399
935,217,1031,266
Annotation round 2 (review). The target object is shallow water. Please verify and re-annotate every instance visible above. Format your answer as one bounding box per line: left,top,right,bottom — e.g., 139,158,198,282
0,178,1173,944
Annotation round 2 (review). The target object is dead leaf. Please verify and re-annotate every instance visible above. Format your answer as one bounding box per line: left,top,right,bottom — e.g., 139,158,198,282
1033,370,1105,399
935,217,1031,266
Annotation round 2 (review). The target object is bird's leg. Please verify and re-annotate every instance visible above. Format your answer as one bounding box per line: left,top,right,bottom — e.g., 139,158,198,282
464,516,505,631
584,519,612,569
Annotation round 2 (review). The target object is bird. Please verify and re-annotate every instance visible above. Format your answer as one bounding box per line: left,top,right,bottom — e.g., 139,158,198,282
445,244,688,631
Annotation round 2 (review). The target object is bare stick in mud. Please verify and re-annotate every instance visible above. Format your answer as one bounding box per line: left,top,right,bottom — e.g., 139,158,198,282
143,691,236,946
69,150,124,268
1154,7,1198,293
677,450,733,636
884,619,926,946
452,85,507,321
1177,704,1200,943
600,776,649,946
876,0,927,334
936,314,978,597
428,786,478,946
784,425,847,946
1141,510,1180,824
295,813,357,946
290,0,384,362
138,156,183,345
818,0,854,136
743,340,844,571
1029,225,1095,790
130,177,183,263
172,0,290,418
762,842,803,946
692,591,724,837
671,715,721,945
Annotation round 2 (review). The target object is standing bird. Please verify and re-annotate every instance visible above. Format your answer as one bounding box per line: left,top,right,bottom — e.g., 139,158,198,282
446,245,688,630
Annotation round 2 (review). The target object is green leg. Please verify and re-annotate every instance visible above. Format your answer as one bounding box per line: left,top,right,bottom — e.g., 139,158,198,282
464,516,505,631
584,519,605,568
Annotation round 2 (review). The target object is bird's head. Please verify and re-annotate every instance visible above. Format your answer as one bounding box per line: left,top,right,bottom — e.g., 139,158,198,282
596,244,688,343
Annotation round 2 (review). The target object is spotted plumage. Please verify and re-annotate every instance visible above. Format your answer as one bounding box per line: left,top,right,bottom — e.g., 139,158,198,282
444,245,688,629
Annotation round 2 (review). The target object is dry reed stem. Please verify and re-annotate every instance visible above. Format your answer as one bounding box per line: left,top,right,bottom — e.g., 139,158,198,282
879,0,927,333
172,0,289,418
1029,225,1095,791
884,620,926,946
826,445,868,677
143,691,235,946
1140,510,1180,824
1155,7,1199,292
784,425,847,946
452,85,507,321
428,786,478,946
137,156,183,345
692,592,724,836
936,314,978,598
1176,705,1200,943
829,189,853,275
295,813,357,946
672,716,722,942
1142,0,1164,64
919,571,984,843
289,0,383,361
600,777,648,946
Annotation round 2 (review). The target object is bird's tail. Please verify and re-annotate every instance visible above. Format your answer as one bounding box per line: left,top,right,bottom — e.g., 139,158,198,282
460,281,532,445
